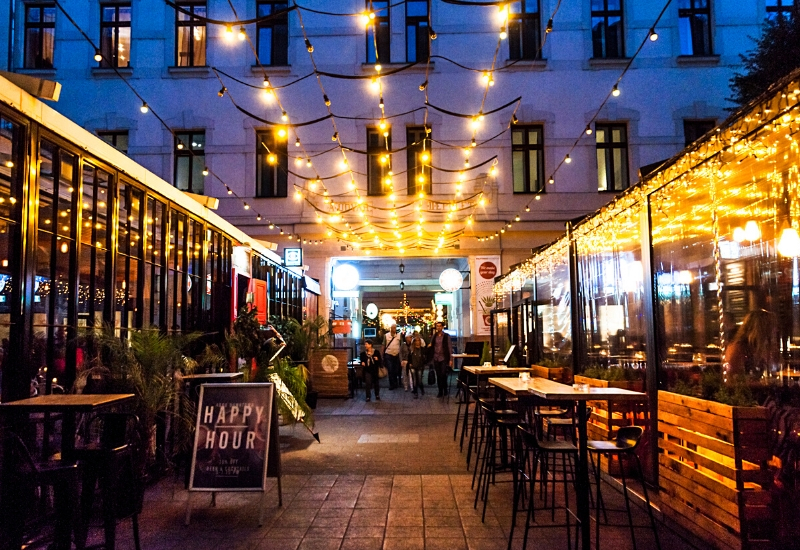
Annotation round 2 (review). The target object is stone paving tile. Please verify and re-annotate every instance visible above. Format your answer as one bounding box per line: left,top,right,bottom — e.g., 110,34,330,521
425,515,463,527
346,525,386,538
425,527,466,538
382,537,426,550
256,538,304,550
384,525,424,538
425,538,468,550
298,538,344,550
340,537,386,550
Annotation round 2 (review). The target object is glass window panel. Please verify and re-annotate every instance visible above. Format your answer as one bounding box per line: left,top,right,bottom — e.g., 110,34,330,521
0,220,13,315
58,152,75,238
597,150,608,191
528,150,540,189
118,27,131,67
512,130,524,146
534,246,572,366
512,151,525,193
81,164,96,246
78,246,92,318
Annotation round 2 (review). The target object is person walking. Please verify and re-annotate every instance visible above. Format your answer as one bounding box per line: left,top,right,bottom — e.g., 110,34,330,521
410,332,426,397
399,333,411,391
383,324,402,390
428,322,452,397
360,340,382,402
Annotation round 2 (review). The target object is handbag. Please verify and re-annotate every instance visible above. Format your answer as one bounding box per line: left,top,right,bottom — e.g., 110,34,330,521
378,365,388,378
428,366,436,385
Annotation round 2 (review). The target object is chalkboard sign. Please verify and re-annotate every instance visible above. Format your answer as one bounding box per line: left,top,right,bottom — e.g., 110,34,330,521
188,383,274,492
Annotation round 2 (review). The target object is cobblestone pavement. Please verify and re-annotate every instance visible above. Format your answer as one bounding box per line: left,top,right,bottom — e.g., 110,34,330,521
78,381,706,550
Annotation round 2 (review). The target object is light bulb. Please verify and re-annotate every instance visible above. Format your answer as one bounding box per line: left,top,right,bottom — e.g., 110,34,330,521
585,126,593,135
202,166,209,176
140,102,149,114
564,154,572,164
225,25,234,40
267,153,277,164
612,85,620,97
295,137,300,147
277,127,287,139
733,227,746,242
471,138,477,148
94,49,103,62
243,203,250,210
238,26,246,41
744,220,761,241
420,151,430,163
419,80,428,91
779,227,800,257
305,38,314,52
295,157,303,167
294,190,302,200
548,176,554,184
375,64,382,72
361,13,371,26
499,27,507,40
306,158,312,167
324,94,331,106
263,78,270,88
177,141,184,150
649,28,658,41
281,111,288,122
379,118,387,130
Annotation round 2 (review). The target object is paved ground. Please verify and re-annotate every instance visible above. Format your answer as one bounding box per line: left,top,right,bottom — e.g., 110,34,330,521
75,381,706,550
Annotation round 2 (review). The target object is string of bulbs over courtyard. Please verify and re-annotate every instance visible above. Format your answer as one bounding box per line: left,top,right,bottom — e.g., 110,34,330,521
57,0,671,253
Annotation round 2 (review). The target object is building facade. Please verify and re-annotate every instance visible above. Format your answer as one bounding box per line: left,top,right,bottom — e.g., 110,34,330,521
0,0,785,335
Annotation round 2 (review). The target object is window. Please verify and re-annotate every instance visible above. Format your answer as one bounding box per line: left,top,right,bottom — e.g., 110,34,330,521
175,2,206,67
407,127,431,195
174,131,205,194
24,3,56,69
683,119,716,146
508,1,541,61
257,1,289,66
98,131,129,154
678,0,712,56
596,124,629,191
591,0,624,58
366,1,390,64
406,0,429,62
766,0,795,20
100,3,131,68
256,130,288,197
367,127,391,196
511,126,544,193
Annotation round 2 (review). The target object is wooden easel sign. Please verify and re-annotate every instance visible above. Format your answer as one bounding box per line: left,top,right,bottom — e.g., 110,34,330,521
186,383,274,525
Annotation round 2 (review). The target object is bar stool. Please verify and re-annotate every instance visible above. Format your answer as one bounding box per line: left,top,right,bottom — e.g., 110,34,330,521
453,370,474,443
469,395,516,482
510,425,579,550
588,426,660,550
473,403,520,521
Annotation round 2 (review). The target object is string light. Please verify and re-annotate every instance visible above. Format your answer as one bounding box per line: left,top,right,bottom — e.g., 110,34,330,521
202,166,209,176
649,27,658,41
140,102,149,114
612,84,621,97
94,49,102,62
238,26,246,41
305,38,314,52
225,25,234,40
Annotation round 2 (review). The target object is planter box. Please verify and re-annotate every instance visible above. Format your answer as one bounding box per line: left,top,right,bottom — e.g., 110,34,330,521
574,375,647,475
531,365,573,384
657,390,773,550
308,349,350,398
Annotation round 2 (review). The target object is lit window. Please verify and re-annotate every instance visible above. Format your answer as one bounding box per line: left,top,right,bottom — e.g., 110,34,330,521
595,123,628,192
257,1,289,66
367,128,391,196
508,0,541,61
24,4,56,69
512,126,544,193
100,3,131,68
678,0,713,56
407,127,431,195
591,0,624,59
175,2,206,67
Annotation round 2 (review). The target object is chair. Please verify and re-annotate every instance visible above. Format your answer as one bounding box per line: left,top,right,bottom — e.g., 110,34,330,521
509,425,579,550
72,413,144,550
473,403,520,521
588,426,660,550
1,431,79,550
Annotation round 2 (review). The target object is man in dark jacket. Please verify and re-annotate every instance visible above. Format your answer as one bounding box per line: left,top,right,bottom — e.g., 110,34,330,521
428,322,452,397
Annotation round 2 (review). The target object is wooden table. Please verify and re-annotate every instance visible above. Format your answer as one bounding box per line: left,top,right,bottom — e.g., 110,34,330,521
182,372,243,401
489,377,645,550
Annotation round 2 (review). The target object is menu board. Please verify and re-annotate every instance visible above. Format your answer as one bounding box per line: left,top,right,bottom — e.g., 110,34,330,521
188,383,274,491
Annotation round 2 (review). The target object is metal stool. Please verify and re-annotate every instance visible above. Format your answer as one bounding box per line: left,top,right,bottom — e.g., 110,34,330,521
474,403,520,522
588,426,660,550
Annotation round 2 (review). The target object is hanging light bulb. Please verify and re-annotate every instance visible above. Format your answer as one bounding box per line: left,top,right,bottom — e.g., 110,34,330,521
612,84,621,97
294,157,303,167
243,202,250,210
306,158,312,167
779,226,800,257
94,49,103,62
360,12,371,26
420,151,430,163
332,132,339,141
238,26,246,41
548,176,555,184
140,101,149,114
515,215,520,222
379,95,385,109
295,137,300,147
429,27,437,40
499,26,507,40
649,27,658,41
323,94,331,106
305,38,314,52
744,220,761,241
225,25,234,40
218,86,227,97
545,18,553,33
733,227,746,242
202,166,209,176
226,187,233,195
525,206,531,212
419,80,428,91
281,111,288,122
263,77,270,88
471,138,477,148
585,125,593,135
267,153,277,164
176,140,184,150
263,88,274,101
564,154,572,164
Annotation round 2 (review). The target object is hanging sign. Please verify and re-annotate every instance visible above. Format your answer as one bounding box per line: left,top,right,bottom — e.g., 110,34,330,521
473,255,500,336
284,247,303,267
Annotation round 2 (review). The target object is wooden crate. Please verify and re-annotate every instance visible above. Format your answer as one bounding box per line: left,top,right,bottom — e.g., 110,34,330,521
574,375,647,475
531,365,573,384
308,349,350,398
657,390,773,550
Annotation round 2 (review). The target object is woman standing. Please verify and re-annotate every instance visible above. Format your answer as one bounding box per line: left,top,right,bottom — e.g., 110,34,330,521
360,340,382,402
410,332,426,397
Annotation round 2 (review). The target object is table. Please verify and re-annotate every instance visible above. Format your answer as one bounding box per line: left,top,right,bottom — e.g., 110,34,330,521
0,393,135,549
182,372,244,402
489,377,645,550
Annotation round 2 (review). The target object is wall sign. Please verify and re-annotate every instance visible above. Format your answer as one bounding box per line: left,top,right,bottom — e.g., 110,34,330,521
473,255,500,336
284,247,303,267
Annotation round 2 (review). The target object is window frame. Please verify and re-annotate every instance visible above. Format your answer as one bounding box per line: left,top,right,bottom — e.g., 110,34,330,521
366,1,390,64
173,131,205,195
508,0,541,61
678,0,713,56
766,0,795,20
405,0,429,63
367,127,391,196
24,3,56,69
174,1,207,67
256,129,288,198
683,119,716,146
256,1,289,66
98,130,129,154
511,125,545,194
406,126,431,195
591,0,625,59
595,123,629,192
100,3,131,68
